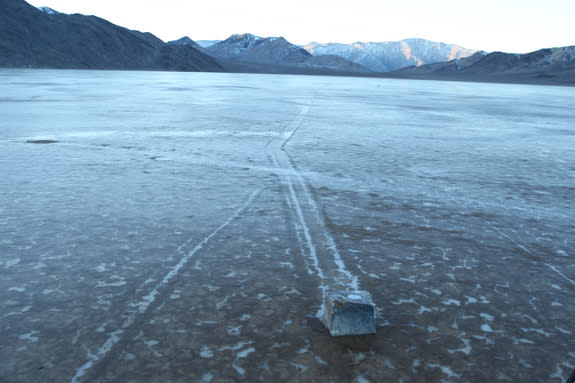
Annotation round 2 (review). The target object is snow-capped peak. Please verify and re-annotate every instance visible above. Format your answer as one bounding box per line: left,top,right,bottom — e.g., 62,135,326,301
224,33,264,52
302,39,477,72
230,33,261,42
37,6,59,15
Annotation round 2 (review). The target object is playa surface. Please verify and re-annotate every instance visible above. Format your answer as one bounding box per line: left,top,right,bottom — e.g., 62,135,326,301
1,69,574,382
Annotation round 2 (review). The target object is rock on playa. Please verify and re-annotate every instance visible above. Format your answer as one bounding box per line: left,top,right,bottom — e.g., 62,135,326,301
322,291,376,336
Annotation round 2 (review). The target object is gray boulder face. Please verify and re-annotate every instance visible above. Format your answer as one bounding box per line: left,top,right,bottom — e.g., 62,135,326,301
322,291,376,337
0,0,224,72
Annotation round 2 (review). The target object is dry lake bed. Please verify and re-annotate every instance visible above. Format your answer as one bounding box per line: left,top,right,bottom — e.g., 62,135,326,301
1,69,574,382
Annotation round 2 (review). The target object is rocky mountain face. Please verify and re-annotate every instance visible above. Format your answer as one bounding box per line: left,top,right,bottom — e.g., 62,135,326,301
197,40,221,48
0,0,224,72
167,36,205,51
205,33,369,73
3,0,571,84
304,54,369,72
206,33,312,65
394,46,575,84
304,38,476,72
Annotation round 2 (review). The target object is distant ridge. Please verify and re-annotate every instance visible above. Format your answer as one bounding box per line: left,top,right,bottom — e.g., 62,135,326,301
1,1,573,85
203,33,369,73
304,39,476,72
394,46,575,85
0,0,224,72
197,40,221,48
206,33,312,65
167,36,205,51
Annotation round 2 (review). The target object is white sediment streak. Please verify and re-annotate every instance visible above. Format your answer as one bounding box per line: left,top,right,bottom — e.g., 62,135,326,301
264,103,311,148
478,211,575,288
427,363,461,379
269,100,360,305
271,154,325,283
292,168,360,291
545,263,575,287
280,105,311,149
447,195,575,289
70,189,262,383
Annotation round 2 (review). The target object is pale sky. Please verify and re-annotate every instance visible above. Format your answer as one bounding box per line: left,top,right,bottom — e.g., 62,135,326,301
27,0,574,53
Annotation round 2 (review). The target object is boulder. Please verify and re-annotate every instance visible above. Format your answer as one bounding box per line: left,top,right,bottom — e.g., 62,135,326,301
322,290,376,336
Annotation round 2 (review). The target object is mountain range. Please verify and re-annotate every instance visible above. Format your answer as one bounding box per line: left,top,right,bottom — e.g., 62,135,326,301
198,33,369,73
0,0,222,72
1,0,574,85
395,47,575,85
303,39,476,72
190,37,475,73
